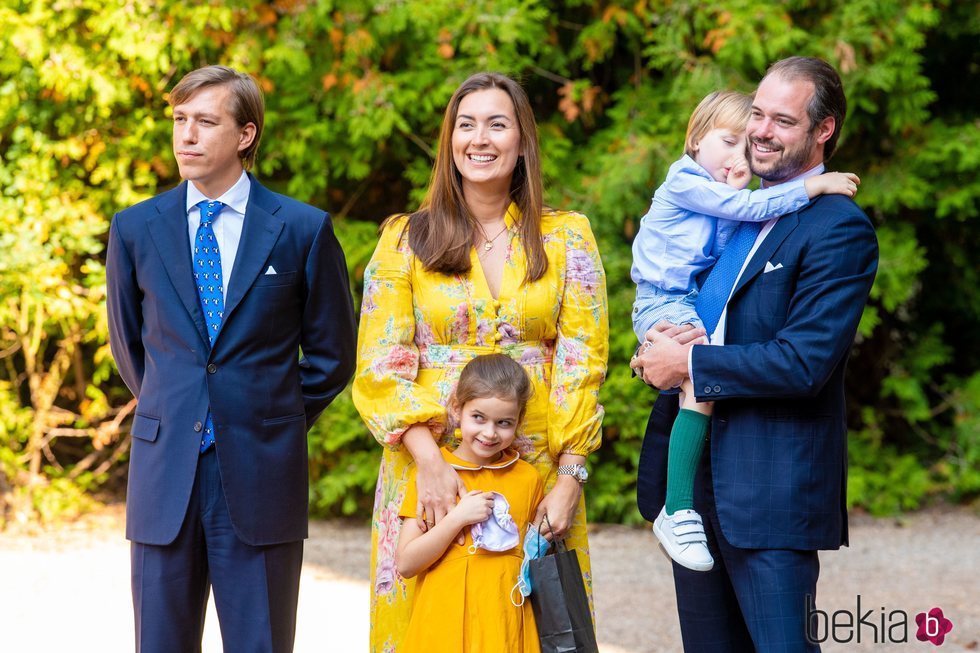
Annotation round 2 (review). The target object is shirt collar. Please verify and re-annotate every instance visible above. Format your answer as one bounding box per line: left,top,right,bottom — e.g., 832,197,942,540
678,153,712,179
185,171,251,215
442,445,521,470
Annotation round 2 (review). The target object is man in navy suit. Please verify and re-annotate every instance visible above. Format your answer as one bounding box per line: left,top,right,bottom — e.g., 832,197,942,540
632,57,878,651
106,65,357,652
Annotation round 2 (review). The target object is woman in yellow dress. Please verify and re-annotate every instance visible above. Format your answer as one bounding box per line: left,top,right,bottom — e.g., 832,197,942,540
352,72,608,652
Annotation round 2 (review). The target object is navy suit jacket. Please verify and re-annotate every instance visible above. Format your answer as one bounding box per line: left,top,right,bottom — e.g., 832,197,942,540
639,194,878,551
106,176,357,547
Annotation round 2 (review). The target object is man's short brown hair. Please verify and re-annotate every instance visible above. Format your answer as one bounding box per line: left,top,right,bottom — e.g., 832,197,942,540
168,65,264,169
764,57,847,160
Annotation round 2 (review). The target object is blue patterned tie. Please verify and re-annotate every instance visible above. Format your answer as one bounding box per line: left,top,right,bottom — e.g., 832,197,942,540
695,221,764,337
193,200,225,452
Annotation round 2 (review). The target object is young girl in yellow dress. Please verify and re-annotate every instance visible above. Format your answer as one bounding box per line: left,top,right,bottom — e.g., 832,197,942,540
395,354,544,653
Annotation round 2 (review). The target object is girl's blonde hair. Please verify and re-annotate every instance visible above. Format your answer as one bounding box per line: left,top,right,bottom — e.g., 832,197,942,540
454,354,533,420
684,91,753,158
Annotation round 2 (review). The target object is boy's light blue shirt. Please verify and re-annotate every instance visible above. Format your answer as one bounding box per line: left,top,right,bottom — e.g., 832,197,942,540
630,154,811,294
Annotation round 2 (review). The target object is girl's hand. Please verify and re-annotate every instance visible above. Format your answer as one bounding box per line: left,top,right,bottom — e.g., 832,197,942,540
450,490,496,527
533,475,582,541
725,155,752,189
805,172,860,199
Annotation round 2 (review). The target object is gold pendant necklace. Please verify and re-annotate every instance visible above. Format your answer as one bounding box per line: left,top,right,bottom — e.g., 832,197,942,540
477,222,508,252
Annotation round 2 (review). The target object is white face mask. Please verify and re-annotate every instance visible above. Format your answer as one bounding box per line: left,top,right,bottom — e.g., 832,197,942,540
468,492,520,554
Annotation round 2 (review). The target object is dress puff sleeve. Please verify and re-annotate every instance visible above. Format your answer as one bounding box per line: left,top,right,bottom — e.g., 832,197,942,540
352,217,447,449
547,212,609,458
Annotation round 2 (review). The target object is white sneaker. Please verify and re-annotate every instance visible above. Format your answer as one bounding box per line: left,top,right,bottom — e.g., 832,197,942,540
653,506,714,572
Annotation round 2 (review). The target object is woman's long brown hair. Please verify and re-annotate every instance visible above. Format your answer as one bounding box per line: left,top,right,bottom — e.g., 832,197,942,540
393,72,547,283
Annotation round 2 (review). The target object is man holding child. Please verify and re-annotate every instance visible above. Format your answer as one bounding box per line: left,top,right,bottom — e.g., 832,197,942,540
633,56,879,651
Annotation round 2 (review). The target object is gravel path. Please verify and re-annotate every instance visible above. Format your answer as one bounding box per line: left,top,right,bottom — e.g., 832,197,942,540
1,505,976,651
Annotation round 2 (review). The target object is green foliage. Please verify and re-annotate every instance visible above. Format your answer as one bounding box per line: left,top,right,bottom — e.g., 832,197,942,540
1,0,976,525
26,475,101,524
941,372,980,500
308,388,381,515
847,419,932,515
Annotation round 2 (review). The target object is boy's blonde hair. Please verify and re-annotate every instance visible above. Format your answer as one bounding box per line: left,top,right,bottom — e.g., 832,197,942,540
684,91,753,158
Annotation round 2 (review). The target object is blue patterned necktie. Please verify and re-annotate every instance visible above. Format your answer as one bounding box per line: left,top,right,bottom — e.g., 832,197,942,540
695,221,764,337
193,199,226,452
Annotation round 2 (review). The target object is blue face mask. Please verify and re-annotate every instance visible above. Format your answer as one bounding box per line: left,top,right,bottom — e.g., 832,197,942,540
510,525,551,606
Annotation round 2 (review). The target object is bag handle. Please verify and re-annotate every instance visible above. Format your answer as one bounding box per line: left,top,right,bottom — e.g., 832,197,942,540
536,513,567,554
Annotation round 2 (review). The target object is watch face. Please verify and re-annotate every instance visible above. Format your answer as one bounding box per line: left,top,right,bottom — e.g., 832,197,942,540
559,465,588,483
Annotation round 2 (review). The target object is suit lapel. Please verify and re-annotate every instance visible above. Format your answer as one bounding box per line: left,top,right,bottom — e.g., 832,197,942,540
146,183,212,348
221,180,284,328
731,212,799,300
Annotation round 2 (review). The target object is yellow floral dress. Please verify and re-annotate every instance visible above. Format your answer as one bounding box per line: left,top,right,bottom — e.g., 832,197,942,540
352,204,608,653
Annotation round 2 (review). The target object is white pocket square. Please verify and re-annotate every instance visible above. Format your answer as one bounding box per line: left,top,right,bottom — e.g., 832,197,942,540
764,261,784,274
264,266,277,275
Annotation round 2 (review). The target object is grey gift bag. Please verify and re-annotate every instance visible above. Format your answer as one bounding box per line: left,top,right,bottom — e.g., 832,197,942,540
527,518,599,653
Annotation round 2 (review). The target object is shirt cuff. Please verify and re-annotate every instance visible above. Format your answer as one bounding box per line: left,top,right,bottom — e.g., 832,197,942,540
688,345,695,387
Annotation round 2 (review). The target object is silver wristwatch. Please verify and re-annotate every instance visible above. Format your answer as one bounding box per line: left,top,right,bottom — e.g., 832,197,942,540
557,464,589,484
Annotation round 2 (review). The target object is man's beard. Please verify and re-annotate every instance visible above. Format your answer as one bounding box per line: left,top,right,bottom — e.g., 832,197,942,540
747,129,819,183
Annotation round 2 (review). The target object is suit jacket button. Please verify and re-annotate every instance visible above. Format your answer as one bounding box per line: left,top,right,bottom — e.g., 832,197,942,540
193,421,203,432
704,386,712,394
713,385,721,393
207,363,217,374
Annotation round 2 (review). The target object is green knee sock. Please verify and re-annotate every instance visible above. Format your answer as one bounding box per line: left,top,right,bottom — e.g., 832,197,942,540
665,409,711,514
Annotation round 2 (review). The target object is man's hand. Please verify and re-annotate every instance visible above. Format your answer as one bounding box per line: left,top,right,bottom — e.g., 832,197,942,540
630,321,706,389
643,321,707,345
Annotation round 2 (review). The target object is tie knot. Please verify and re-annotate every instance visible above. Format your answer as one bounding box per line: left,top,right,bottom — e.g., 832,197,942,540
196,200,225,226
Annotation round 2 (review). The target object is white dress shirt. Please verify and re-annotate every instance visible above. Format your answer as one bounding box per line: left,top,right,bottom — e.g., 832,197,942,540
689,164,826,383
185,172,250,302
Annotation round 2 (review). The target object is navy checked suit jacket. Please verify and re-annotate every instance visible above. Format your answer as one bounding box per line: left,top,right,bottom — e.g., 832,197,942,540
106,176,357,547
639,194,878,551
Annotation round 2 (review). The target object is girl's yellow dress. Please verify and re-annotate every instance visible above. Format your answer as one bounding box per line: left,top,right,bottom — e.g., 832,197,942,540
398,447,544,653
353,205,608,653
